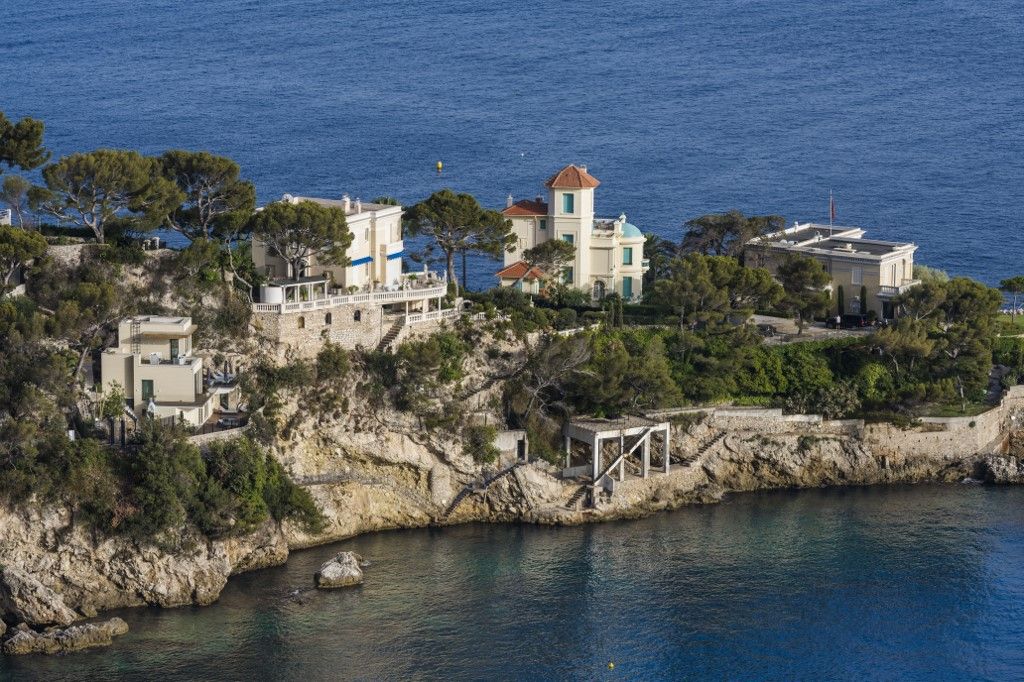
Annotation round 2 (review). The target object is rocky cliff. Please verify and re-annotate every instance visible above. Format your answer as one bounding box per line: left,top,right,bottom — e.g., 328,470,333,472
2,392,1022,653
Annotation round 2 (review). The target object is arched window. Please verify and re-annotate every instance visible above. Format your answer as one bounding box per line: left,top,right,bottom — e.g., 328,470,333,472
297,316,305,329
325,312,333,325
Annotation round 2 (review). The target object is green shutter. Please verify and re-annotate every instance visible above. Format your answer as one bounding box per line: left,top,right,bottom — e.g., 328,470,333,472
622,276,633,299
623,247,632,265
562,193,574,213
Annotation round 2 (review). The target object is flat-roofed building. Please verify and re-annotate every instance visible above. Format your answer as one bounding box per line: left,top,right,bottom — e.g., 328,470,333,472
100,316,237,427
744,222,919,319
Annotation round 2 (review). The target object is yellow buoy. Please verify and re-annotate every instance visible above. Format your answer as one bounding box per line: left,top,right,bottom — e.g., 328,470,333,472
608,661,615,670
436,160,443,174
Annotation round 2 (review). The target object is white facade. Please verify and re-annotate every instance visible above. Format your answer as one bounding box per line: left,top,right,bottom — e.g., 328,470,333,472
252,194,404,290
500,165,648,301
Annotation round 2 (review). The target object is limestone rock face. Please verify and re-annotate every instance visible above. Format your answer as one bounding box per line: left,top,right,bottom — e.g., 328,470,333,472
2,617,129,656
0,566,78,628
314,552,365,589
978,455,1024,483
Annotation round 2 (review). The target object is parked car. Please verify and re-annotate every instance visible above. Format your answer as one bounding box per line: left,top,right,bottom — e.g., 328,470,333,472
217,416,243,429
840,314,871,329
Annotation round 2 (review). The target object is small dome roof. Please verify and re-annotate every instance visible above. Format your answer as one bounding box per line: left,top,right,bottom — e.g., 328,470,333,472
621,222,643,239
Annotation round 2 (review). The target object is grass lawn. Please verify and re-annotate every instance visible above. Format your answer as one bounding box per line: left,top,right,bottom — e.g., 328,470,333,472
997,313,1024,334
917,402,992,418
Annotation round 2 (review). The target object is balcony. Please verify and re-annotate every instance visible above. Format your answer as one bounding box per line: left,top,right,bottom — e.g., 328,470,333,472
877,279,921,298
253,273,448,314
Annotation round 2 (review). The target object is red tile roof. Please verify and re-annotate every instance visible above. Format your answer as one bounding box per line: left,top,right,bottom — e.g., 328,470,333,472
502,199,548,216
545,164,600,189
495,260,547,281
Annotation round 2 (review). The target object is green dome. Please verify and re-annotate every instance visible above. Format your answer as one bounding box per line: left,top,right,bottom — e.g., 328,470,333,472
621,222,643,239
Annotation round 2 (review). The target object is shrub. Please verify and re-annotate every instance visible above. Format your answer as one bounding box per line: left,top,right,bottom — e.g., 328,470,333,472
554,308,578,330
462,424,500,464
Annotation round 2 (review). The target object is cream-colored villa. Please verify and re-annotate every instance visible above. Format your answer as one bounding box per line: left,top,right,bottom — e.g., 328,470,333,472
498,165,648,301
744,222,919,319
250,193,456,357
100,316,239,427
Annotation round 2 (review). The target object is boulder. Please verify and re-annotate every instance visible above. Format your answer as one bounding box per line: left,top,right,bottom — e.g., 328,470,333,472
1,617,129,656
0,566,78,628
314,552,365,589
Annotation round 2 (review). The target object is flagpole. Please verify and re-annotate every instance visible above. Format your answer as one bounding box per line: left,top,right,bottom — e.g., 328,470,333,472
829,189,834,235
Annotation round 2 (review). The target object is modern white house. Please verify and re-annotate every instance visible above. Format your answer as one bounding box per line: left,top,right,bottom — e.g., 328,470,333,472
100,316,239,427
744,222,919,319
250,193,457,356
498,165,648,301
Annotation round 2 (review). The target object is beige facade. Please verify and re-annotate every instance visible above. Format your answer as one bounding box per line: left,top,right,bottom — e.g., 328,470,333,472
744,223,918,319
100,316,235,427
252,194,404,290
500,165,648,301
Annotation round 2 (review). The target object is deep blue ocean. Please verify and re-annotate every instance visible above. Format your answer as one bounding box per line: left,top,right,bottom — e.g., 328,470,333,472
4,485,1024,681
3,0,1023,288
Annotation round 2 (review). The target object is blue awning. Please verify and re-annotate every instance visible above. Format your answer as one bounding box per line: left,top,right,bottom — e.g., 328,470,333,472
350,256,373,266
386,250,404,261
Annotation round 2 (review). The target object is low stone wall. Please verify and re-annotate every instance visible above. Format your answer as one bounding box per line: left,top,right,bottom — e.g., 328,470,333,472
254,304,387,358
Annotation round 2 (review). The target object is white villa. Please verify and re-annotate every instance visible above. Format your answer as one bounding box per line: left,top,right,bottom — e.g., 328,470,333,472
498,165,648,301
250,193,456,357
100,316,239,427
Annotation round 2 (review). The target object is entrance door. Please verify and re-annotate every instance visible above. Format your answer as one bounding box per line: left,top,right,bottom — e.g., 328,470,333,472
141,379,154,402
622,276,633,300
169,339,179,361
593,280,606,300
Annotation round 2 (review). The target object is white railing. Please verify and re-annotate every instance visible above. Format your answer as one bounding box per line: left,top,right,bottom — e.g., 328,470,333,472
404,307,461,325
253,283,448,314
878,279,921,297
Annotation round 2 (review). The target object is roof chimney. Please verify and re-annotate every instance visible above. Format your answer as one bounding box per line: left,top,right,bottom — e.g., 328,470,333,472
355,198,362,213
580,164,587,172
535,195,543,203
506,194,514,208
342,194,351,212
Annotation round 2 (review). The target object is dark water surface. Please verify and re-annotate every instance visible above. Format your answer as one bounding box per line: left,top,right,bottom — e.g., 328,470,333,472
3,485,1024,681
3,0,1023,287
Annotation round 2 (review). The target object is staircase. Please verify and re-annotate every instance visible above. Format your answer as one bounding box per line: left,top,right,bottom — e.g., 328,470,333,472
440,462,523,521
376,317,405,352
673,432,725,467
565,484,590,510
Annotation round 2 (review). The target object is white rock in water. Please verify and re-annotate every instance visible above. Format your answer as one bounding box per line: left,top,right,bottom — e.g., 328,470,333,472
314,552,365,589
1,617,129,656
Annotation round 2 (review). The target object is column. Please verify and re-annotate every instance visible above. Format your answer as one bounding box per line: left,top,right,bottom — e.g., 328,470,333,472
564,435,571,468
592,435,601,481
663,427,671,473
642,433,650,479
619,432,625,481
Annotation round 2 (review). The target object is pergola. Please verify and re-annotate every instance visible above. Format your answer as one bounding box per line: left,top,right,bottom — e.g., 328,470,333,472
563,416,672,485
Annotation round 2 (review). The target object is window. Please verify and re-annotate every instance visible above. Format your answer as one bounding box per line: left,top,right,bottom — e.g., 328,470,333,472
623,276,633,299
623,247,633,266
562,193,574,214
564,266,574,284
325,312,332,325
851,267,863,286
297,316,305,329
141,380,154,402
169,339,179,360
562,234,574,245
539,219,547,230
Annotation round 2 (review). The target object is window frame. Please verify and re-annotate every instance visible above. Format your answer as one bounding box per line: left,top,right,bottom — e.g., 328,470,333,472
562,193,575,214
623,247,633,266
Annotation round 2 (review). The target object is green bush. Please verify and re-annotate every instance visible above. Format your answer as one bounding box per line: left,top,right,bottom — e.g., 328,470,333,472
462,424,500,464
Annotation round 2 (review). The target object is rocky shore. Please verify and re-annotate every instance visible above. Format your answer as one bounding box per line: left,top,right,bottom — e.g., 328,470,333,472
2,390,1022,656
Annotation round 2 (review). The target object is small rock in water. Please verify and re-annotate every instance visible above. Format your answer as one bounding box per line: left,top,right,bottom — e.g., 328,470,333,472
314,552,366,589
1,617,129,656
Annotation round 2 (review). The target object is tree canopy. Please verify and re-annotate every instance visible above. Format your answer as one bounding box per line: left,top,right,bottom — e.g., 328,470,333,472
31,149,184,243
0,226,47,292
404,189,514,294
514,238,576,290
1,175,32,227
159,150,256,242
680,211,784,257
0,112,49,175
776,255,831,333
248,199,352,281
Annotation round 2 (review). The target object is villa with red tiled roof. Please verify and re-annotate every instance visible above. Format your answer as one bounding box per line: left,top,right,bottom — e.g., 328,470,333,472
497,164,648,301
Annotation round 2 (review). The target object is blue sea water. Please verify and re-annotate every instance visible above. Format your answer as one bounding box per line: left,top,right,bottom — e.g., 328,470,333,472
4,485,1024,681
3,0,1023,288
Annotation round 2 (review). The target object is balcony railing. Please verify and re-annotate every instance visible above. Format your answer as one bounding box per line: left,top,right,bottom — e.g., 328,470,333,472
253,281,448,314
878,279,921,297
404,307,461,325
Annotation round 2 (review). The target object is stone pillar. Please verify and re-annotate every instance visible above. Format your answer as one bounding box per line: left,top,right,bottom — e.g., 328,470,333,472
642,433,650,479
663,428,671,473
592,435,601,481
564,435,571,468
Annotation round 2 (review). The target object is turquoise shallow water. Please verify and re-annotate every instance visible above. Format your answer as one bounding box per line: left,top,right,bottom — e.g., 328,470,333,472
3,0,1023,287
4,484,1024,681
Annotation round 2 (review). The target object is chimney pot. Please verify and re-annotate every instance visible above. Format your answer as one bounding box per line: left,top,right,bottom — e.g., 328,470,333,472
342,194,351,212
355,198,362,213
506,194,514,208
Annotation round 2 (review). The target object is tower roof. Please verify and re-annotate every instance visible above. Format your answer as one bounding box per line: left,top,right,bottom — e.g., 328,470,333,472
544,164,601,189
502,198,548,216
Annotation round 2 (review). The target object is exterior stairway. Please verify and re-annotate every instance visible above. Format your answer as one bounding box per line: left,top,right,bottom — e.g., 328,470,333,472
376,317,405,352
440,462,523,521
673,432,725,467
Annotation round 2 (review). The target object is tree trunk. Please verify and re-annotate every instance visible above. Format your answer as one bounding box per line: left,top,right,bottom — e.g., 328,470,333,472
461,250,468,292
446,251,458,296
